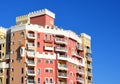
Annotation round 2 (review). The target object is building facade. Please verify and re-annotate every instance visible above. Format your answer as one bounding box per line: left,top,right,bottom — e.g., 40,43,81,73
0,9,92,84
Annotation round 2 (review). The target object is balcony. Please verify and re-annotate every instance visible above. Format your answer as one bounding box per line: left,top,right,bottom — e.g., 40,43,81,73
55,47,67,52
27,60,35,66
58,55,68,61
55,38,67,45
86,49,92,54
76,77,84,84
27,70,35,76
72,52,83,58
27,79,35,84
6,63,9,68
88,71,92,77
58,81,67,84
77,69,84,75
68,57,84,66
87,56,92,62
58,72,68,78
87,64,92,69
28,33,36,39
77,45,82,51
27,42,35,50
45,82,54,84
6,53,10,59
58,64,68,70
44,46,54,51
88,80,92,84
27,51,35,58
0,70,4,77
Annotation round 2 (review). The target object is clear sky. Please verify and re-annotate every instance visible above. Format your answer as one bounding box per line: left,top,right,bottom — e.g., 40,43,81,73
0,0,120,84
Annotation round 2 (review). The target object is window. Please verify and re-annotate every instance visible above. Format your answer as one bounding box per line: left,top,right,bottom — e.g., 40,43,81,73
45,60,49,64
21,77,24,83
45,78,49,83
12,33,14,37
37,42,40,47
45,34,48,40
11,68,14,72
11,59,14,63
50,60,53,64
12,41,15,45
21,32,24,37
38,33,40,38
21,68,24,74
50,78,53,83
0,45,1,50
11,77,14,81
45,68,53,73
18,40,21,44
38,78,40,83
3,44,4,47
45,69,49,73
37,68,40,74
38,59,41,63
50,35,52,40
50,69,53,73
11,51,14,54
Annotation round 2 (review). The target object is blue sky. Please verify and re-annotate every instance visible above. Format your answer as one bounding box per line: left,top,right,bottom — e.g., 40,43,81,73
0,0,120,84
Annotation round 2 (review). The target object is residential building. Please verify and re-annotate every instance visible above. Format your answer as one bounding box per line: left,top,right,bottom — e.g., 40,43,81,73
0,9,92,84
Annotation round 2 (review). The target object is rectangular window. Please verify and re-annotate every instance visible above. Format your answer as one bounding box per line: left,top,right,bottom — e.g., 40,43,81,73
50,35,52,40
45,34,48,40
45,60,49,64
11,77,14,81
21,68,24,74
45,69,49,73
45,78,49,83
37,42,40,47
50,60,53,64
21,77,24,83
38,33,40,38
38,59,41,63
50,69,53,73
0,45,1,50
50,78,53,83
38,78,40,83
37,68,40,74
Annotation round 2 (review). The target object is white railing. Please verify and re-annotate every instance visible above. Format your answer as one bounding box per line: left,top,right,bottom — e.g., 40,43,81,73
28,33,35,39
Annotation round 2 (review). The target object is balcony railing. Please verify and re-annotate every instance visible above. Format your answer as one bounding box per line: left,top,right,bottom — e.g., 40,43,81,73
55,47,67,52
88,71,92,77
6,53,10,59
87,64,92,69
6,63,9,68
44,46,54,51
77,45,82,51
87,55,92,62
27,79,35,84
68,57,83,66
27,70,35,76
27,60,35,66
58,81,67,84
55,38,67,44
45,82,54,84
27,51,35,58
58,55,68,61
27,42,35,50
58,64,68,70
58,72,68,78
88,80,92,83
28,33,36,39
77,69,84,74
76,77,84,83
86,49,92,54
